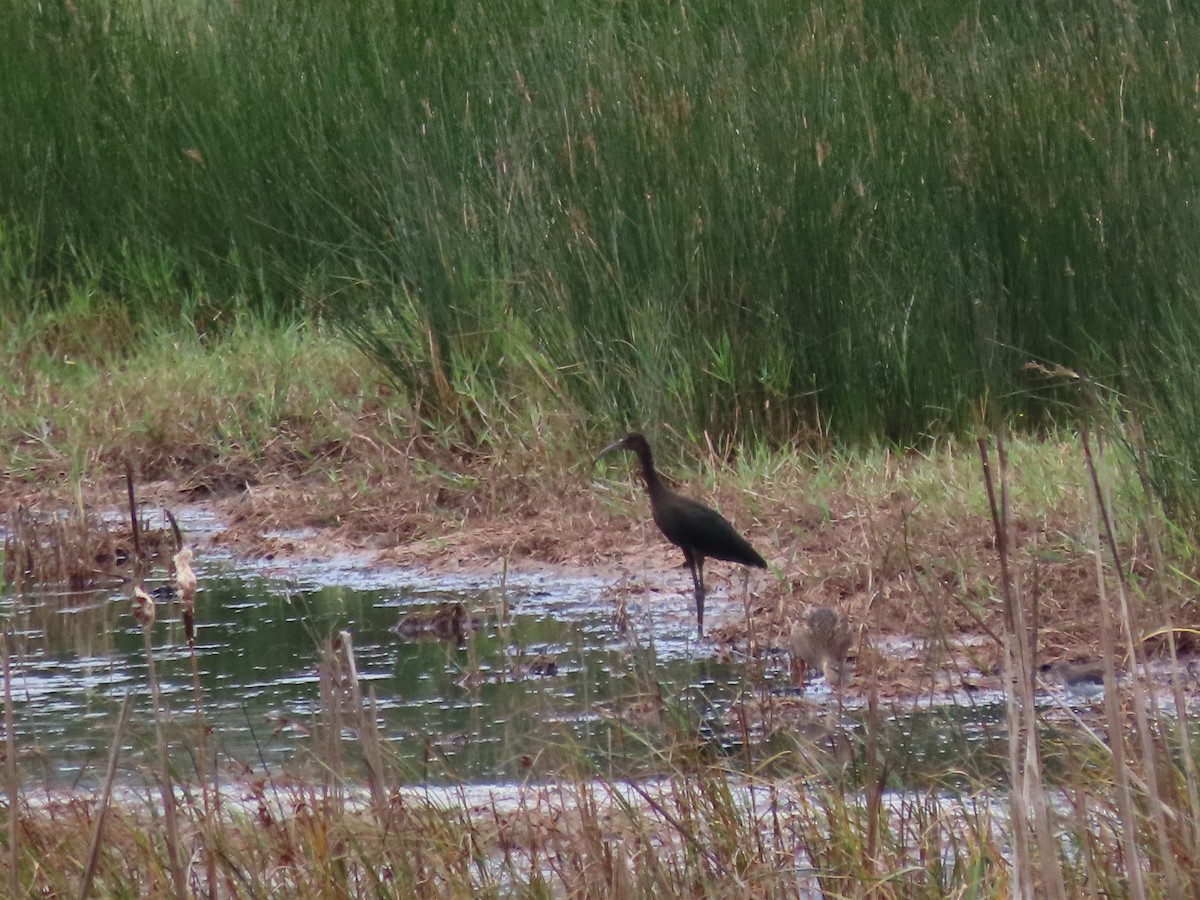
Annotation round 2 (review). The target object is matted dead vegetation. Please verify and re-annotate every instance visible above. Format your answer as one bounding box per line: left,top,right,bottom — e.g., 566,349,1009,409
2,500,179,591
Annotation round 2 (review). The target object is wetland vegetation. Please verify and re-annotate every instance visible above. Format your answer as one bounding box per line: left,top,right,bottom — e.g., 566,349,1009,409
3,0,1200,895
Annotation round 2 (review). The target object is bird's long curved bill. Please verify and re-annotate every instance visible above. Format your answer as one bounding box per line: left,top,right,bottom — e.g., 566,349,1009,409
592,438,627,467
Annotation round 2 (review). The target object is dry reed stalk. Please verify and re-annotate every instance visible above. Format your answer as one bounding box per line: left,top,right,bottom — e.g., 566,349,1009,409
317,636,345,803
1080,449,1147,900
739,567,759,663
335,631,388,826
495,557,513,661
78,691,134,900
175,548,217,899
978,435,1066,900
133,586,188,899
125,466,150,588
364,687,390,825
859,682,881,882
2,629,18,899
1162,627,1200,861
124,471,187,895
185,645,216,882
1125,411,1200,862
186,641,216,900
1082,427,1181,899
978,437,1031,897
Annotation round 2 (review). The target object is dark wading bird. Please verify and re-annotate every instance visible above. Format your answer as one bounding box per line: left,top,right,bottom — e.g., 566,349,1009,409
594,432,768,637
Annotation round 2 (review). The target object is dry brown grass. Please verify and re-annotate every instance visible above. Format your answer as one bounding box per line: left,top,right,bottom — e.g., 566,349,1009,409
2,501,178,591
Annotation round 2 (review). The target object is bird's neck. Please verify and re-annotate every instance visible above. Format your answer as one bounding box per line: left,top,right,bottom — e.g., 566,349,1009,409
632,445,667,497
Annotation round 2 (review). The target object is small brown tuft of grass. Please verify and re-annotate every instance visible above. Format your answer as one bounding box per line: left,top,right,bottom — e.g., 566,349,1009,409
3,500,177,590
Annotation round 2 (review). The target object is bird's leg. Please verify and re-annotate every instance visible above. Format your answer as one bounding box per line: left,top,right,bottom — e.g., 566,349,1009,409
740,567,758,656
688,554,706,637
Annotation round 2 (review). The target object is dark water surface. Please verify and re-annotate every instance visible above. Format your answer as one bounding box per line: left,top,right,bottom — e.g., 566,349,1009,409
1,556,1017,790
0,558,774,787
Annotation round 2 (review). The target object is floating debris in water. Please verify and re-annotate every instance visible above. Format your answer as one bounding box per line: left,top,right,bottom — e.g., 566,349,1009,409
510,653,559,678
131,585,156,627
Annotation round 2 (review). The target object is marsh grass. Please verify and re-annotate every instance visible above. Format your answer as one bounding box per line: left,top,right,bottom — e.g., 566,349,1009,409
2,0,1199,457
0,321,368,487
0,646,1021,897
972,424,1200,897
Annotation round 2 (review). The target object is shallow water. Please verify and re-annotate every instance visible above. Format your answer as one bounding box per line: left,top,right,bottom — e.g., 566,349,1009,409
0,557,798,787
0,553,1045,792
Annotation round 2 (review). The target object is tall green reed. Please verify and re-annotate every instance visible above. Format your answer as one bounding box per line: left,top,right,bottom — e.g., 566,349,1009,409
1,0,1198,454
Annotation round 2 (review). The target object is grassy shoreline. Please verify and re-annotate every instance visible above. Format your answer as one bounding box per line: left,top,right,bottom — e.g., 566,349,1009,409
0,319,1188,657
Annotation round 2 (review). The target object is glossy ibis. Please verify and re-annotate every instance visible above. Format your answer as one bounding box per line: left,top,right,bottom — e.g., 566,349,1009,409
594,432,767,636
789,606,852,687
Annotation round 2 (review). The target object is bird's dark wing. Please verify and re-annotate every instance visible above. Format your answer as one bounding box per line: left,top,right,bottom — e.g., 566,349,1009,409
652,493,767,568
